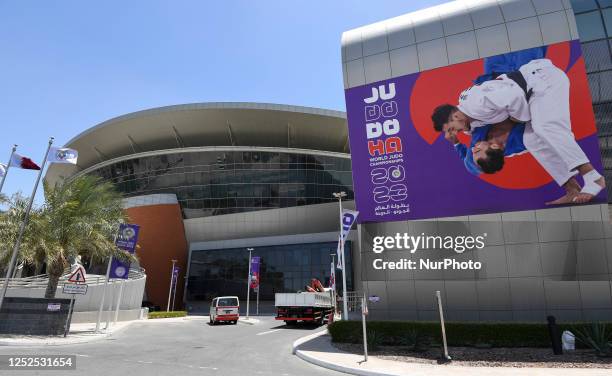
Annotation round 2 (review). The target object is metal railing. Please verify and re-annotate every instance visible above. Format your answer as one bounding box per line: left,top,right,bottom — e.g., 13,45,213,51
5,266,146,289
344,291,364,312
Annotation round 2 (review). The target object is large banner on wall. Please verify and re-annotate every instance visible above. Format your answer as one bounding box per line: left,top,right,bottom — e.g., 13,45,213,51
345,40,606,223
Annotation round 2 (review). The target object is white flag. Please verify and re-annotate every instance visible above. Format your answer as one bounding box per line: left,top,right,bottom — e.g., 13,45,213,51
340,209,359,241
47,147,78,164
0,163,6,178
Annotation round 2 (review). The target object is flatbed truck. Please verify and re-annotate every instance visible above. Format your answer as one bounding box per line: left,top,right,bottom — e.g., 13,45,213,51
274,291,334,325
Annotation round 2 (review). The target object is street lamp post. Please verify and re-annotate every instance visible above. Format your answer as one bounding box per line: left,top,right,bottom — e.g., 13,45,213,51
166,259,177,312
246,248,253,320
333,191,349,320
330,253,337,315
0,144,17,194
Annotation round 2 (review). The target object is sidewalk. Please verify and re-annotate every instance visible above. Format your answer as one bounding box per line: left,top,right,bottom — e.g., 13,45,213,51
0,320,135,347
293,331,611,376
238,317,261,325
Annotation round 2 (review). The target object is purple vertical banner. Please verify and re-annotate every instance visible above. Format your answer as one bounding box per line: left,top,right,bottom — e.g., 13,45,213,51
109,258,130,279
110,223,140,279
172,266,181,287
249,256,260,289
115,223,140,254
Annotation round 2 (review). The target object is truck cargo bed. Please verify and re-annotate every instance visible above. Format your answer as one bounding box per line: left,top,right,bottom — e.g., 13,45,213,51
274,292,332,307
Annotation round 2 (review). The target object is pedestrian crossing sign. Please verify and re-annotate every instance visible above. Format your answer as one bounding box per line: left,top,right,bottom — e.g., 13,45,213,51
67,266,87,283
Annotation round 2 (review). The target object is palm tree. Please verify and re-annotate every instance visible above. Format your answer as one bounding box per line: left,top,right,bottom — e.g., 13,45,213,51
0,193,45,277
0,175,135,298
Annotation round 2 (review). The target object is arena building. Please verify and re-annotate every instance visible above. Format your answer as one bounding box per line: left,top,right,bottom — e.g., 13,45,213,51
46,0,612,321
341,0,612,322
45,103,357,312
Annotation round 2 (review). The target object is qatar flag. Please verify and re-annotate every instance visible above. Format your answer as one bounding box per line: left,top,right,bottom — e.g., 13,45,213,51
9,153,41,170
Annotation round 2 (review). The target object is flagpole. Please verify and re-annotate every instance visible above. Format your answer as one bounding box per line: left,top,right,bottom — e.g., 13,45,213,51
171,268,178,311
0,138,53,314
166,259,176,312
333,191,349,320
0,144,17,194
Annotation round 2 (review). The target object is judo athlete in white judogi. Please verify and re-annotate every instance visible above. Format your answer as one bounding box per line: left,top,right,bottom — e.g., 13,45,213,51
431,58,605,205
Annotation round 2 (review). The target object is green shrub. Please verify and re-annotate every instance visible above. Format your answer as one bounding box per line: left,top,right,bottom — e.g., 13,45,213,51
396,329,431,352
327,321,612,348
148,311,187,319
573,322,612,357
366,329,385,350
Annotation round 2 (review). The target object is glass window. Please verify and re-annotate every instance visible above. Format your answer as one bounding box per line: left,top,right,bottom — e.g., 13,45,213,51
598,0,612,8
599,71,612,101
582,40,612,72
217,297,238,307
576,11,607,41
572,0,599,13
187,242,351,303
91,151,353,219
603,8,612,36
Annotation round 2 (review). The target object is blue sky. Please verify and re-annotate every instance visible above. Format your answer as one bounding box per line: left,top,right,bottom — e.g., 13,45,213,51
0,0,444,202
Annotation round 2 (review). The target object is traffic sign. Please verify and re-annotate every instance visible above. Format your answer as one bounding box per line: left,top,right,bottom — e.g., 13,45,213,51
67,266,87,283
63,284,88,295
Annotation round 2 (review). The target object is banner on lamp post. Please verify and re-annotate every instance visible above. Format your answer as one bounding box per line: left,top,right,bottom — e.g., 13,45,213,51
109,223,140,279
172,265,180,287
115,224,140,254
250,256,260,289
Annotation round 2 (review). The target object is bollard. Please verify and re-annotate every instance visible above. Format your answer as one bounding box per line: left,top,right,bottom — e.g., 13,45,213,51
547,316,563,355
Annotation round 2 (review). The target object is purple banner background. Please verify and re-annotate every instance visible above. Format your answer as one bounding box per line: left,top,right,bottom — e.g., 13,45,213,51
110,223,141,279
250,256,260,289
344,45,605,223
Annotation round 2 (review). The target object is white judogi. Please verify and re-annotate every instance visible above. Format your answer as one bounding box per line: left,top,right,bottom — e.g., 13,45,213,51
457,59,589,186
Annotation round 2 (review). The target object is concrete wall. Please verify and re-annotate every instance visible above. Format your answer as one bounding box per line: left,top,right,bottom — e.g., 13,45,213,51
358,204,612,322
70,308,146,323
5,275,146,312
341,0,577,88
184,201,355,243
0,297,71,335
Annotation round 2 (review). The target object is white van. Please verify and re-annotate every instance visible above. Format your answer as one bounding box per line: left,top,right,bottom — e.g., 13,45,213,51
209,296,240,325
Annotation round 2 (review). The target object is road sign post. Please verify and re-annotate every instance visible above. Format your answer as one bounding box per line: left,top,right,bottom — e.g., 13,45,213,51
95,256,112,333
63,268,88,337
63,296,75,338
113,280,125,325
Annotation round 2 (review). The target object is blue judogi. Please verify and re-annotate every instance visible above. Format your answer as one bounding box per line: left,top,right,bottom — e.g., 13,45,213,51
473,46,547,84
456,46,545,174
454,124,527,175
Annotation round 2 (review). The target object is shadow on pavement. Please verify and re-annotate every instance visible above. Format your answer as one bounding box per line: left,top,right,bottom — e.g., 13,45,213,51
269,323,328,331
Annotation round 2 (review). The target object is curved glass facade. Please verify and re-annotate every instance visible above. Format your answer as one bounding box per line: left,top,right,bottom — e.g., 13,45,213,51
91,150,354,218
186,241,353,302
573,0,612,200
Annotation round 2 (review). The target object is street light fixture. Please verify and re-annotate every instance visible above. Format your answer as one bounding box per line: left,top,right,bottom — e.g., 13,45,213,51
333,191,349,320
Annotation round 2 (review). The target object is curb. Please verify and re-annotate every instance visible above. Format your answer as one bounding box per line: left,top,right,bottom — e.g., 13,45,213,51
0,320,137,347
291,329,328,355
292,330,398,376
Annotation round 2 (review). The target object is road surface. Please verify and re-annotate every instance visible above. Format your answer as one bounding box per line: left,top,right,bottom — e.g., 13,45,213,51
0,316,342,376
